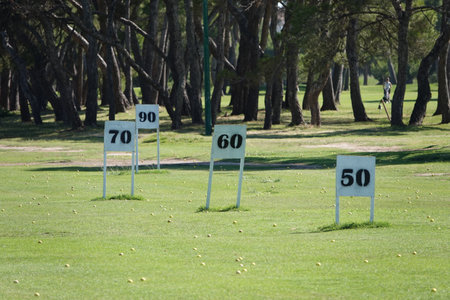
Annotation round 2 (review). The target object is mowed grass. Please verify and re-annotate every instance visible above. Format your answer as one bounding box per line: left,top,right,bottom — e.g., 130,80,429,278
0,83,449,299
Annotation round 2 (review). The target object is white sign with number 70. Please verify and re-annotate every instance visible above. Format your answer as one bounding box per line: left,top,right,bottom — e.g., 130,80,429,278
103,121,136,198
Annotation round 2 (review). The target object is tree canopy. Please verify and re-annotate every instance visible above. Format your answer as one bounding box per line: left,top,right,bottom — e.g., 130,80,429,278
0,0,448,129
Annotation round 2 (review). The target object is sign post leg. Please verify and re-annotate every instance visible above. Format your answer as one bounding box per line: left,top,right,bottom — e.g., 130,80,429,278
236,158,245,208
157,128,160,170
103,152,107,199
370,196,374,223
335,195,340,224
206,158,214,209
131,151,135,196
135,127,139,173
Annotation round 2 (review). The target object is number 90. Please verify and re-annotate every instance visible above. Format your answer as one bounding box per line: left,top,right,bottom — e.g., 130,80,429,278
139,111,156,123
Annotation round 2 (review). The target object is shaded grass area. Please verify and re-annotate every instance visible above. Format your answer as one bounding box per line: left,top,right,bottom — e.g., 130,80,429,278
196,205,249,213
92,194,146,201
318,221,391,232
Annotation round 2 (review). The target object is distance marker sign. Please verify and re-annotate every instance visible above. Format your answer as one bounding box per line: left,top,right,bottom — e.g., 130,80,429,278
103,121,136,198
104,121,136,152
136,104,159,129
135,104,160,171
335,155,375,224
206,125,247,209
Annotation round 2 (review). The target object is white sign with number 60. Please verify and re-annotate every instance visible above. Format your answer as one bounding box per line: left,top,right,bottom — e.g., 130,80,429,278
211,125,247,159
335,155,376,224
206,125,247,209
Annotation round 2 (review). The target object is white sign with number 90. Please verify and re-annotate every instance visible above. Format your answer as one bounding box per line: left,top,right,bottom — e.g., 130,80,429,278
135,104,159,129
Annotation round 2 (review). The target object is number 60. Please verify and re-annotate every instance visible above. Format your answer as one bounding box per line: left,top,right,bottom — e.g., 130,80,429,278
217,134,243,149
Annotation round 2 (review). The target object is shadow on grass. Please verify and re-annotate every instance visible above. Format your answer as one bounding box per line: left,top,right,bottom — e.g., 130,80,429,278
247,125,450,140
91,194,145,201
28,144,450,173
318,221,391,232
196,205,249,213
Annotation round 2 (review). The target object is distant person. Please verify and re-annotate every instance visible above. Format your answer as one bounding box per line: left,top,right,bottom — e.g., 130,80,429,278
383,77,392,102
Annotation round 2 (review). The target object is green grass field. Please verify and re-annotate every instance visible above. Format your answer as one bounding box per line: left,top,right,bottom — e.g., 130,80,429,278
0,84,449,299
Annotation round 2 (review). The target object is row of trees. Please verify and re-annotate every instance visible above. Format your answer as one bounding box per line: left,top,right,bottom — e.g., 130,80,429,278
0,0,449,131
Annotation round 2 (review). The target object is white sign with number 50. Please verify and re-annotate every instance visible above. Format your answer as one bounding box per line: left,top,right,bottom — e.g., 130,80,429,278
335,155,376,224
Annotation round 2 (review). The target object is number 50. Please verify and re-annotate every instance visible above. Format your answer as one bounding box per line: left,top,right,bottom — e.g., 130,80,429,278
341,168,370,187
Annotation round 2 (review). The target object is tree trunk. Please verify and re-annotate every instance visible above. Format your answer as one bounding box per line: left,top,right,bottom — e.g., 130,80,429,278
41,19,82,129
409,6,450,126
82,0,99,126
184,0,203,124
74,45,84,110
18,87,31,122
444,45,450,123
1,30,42,124
230,0,263,121
164,0,186,129
391,0,412,126
211,2,227,125
123,0,133,106
0,67,10,110
29,64,64,121
363,64,369,86
346,18,370,122
302,72,311,110
321,69,337,111
98,0,128,114
9,72,18,111
141,0,160,104
388,57,397,84
286,43,305,126
434,42,449,116
307,68,330,126
152,18,169,105
332,63,343,104
343,67,349,91
264,0,282,129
